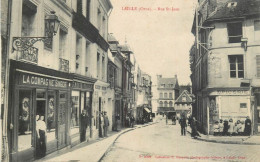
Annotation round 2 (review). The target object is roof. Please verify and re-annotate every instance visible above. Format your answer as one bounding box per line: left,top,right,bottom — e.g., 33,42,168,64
120,44,133,53
158,77,178,88
207,0,260,22
109,44,118,51
108,34,118,44
175,90,193,104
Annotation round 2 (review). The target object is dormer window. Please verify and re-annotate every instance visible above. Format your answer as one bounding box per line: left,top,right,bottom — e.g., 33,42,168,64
227,2,237,8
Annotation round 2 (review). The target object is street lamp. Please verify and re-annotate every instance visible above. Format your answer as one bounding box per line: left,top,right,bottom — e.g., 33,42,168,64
12,11,60,52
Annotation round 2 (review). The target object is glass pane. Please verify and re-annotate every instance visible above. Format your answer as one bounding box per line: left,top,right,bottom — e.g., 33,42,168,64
230,63,236,70
227,23,242,36
238,63,244,70
46,92,56,142
238,71,244,78
230,71,236,78
237,56,243,63
229,56,236,63
18,90,32,151
71,91,80,135
229,36,242,43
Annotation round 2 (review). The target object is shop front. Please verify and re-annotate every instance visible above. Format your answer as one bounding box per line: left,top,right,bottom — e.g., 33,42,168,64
9,60,71,162
253,88,260,135
70,74,96,146
208,88,251,134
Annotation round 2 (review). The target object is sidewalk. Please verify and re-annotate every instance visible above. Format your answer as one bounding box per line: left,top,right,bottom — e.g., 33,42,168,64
36,122,157,162
186,126,260,145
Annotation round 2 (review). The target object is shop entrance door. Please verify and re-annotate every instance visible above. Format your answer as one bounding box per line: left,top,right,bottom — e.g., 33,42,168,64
256,94,260,135
58,91,67,149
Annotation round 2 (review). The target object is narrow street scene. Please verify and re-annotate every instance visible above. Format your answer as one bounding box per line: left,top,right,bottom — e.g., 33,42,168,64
1,0,260,162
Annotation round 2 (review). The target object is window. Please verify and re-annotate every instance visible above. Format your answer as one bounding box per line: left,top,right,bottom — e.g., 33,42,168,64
102,56,105,80
240,103,247,108
97,53,100,78
76,35,82,72
161,84,165,88
77,0,83,14
229,55,244,78
159,101,163,107
169,101,173,107
160,93,163,98
182,96,187,102
59,28,67,58
169,93,172,98
255,20,260,41
164,101,168,107
44,15,53,50
71,91,80,134
257,55,260,78
227,22,242,43
164,93,168,98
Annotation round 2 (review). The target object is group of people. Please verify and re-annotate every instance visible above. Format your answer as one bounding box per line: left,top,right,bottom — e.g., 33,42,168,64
214,116,252,136
126,113,135,128
99,111,110,138
178,115,201,138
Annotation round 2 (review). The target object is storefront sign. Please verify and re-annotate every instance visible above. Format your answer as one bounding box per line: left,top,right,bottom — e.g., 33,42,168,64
19,73,68,88
72,81,93,90
210,90,249,96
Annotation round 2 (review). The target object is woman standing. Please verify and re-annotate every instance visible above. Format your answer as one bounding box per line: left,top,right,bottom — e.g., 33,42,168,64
36,116,47,158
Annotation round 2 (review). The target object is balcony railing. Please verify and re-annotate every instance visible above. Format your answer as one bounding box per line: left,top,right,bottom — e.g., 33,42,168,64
19,46,38,64
59,58,69,72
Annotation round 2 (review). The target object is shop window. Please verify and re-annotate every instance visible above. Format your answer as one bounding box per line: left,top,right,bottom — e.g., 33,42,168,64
227,22,242,43
240,103,247,108
228,55,244,78
46,91,56,142
254,20,260,41
71,91,80,134
18,90,32,151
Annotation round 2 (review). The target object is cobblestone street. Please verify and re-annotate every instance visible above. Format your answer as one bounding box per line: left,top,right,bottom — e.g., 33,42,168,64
101,120,260,162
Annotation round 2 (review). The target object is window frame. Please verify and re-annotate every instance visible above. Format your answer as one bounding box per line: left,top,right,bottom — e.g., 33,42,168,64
228,55,244,78
227,22,243,43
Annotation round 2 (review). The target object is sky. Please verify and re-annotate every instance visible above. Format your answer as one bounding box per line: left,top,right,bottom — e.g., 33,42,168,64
109,0,197,85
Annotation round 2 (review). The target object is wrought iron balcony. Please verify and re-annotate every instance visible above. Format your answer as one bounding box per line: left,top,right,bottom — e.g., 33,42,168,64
59,58,69,72
18,46,38,64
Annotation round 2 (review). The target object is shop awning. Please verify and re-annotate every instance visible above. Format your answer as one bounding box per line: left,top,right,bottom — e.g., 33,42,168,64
144,108,151,113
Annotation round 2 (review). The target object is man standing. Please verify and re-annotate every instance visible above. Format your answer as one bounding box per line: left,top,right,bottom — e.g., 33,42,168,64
80,109,88,142
244,116,252,136
179,116,187,136
115,114,120,131
103,111,109,137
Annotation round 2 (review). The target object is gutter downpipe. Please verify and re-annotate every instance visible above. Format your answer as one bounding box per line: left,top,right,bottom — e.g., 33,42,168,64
2,0,13,161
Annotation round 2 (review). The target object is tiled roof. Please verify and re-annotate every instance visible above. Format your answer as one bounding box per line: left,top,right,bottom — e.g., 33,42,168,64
207,0,260,22
175,90,193,103
120,44,133,53
108,34,118,44
158,78,178,88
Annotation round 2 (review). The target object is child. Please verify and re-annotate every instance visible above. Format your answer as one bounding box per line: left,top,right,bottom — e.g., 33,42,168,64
228,119,234,136
237,120,243,136
240,120,245,136
233,122,238,136
213,121,219,136
219,119,224,136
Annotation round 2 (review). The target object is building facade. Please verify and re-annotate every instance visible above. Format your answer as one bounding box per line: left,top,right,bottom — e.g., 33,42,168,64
190,0,260,135
2,0,112,161
157,75,180,114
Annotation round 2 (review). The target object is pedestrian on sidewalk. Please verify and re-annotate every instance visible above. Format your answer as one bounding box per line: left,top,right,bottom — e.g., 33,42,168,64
213,121,219,136
223,119,229,136
166,114,168,125
244,116,252,136
191,117,200,138
130,115,135,128
228,119,234,136
179,116,187,136
237,120,243,135
99,111,104,138
103,111,109,137
219,119,224,136
115,114,120,131
80,109,89,142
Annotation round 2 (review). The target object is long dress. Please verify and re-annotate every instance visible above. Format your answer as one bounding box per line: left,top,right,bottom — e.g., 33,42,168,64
36,120,46,158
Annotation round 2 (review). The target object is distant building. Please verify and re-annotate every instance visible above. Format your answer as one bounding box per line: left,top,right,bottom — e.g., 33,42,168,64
174,90,193,118
157,75,180,114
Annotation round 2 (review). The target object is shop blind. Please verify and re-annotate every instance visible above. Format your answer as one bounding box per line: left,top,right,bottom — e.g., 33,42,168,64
257,55,260,77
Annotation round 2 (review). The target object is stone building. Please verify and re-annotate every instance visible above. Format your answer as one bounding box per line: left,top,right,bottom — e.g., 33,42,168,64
190,0,260,135
2,0,112,161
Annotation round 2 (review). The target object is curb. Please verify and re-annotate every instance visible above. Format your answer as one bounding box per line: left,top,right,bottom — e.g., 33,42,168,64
187,130,260,145
98,122,158,162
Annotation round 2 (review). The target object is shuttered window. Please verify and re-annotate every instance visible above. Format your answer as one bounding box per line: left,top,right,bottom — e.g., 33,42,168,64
257,55,260,77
